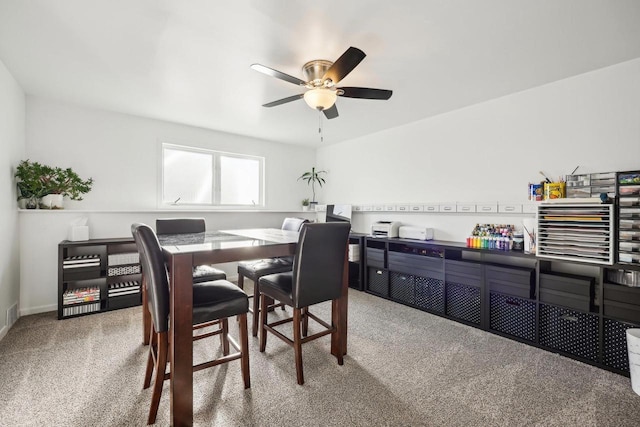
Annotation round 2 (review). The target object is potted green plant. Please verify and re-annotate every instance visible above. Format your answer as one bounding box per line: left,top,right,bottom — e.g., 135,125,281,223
298,167,326,208
39,165,93,209
14,160,48,209
301,198,310,211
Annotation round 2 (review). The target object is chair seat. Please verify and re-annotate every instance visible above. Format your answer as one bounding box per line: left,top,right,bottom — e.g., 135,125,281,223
237,257,293,281
193,265,227,283
258,272,294,307
193,280,249,325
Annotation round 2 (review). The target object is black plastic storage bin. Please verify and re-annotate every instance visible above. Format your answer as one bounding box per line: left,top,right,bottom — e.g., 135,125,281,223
367,267,388,297
389,272,415,305
108,292,141,310
539,271,595,312
603,283,640,323
539,304,599,362
415,276,445,314
446,282,481,325
603,318,640,372
485,264,535,299
489,292,536,342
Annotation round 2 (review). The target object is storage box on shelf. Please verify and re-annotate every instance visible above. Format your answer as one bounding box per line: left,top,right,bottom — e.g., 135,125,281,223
486,264,536,342
565,172,616,198
58,238,142,319
444,259,483,326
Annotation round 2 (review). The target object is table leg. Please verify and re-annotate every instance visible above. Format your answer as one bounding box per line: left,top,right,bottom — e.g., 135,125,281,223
331,246,349,357
169,253,194,427
142,275,151,345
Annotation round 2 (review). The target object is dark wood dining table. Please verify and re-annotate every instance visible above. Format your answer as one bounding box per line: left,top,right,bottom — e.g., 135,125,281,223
152,228,349,427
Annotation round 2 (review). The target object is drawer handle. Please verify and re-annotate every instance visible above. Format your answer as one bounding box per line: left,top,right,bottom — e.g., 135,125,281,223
505,300,521,307
560,314,579,322
481,206,492,211
504,206,515,211
443,206,452,211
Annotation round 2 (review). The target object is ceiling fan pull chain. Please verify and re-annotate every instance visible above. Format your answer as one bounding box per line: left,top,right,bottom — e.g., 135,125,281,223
319,110,324,143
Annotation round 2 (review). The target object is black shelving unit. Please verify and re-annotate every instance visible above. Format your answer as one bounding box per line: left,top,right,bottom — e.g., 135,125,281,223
362,236,640,376
348,233,366,290
58,238,142,319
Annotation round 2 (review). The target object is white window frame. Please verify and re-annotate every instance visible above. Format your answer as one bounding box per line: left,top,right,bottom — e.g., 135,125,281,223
160,143,265,208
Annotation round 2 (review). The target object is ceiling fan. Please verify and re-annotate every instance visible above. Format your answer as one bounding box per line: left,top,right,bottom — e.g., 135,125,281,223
251,47,392,119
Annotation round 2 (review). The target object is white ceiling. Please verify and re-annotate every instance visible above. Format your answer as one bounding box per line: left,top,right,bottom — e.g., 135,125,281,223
1,0,640,147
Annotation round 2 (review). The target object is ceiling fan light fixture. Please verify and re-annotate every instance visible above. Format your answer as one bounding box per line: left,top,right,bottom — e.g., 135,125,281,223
303,88,337,111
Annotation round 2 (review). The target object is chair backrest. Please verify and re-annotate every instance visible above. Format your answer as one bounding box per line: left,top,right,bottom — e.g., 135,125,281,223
291,222,350,308
156,218,206,235
282,217,309,232
131,223,170,333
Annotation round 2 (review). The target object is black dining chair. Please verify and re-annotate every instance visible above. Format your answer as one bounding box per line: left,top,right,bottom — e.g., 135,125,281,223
237,217,308,336
155,218,227,283
132,223,250,425
258,222,350,385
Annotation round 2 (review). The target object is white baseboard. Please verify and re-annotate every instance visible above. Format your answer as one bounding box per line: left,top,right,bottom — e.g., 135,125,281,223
0,325,7,342
19,304,57,316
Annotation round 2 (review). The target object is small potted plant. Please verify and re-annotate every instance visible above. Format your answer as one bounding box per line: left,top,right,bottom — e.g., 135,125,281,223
14,160,47,209
301,198,310,211
298,167,326,208
39,165,93,209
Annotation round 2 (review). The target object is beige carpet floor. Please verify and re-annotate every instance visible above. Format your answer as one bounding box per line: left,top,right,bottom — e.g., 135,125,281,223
1,287,640,426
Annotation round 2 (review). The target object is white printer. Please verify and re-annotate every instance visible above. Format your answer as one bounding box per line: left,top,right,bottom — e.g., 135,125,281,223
371,221,401,238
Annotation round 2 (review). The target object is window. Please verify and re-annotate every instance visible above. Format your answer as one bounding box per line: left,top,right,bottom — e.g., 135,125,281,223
161,143,264,207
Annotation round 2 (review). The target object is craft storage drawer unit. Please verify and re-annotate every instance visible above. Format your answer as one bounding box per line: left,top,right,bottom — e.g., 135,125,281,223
617,171,640,264
489,293,536,342
389,272,415,305
485,264,535,299
367,267,389,297
415,275,445,315
539,304,599,362
603,318,640,372
539,271,594,312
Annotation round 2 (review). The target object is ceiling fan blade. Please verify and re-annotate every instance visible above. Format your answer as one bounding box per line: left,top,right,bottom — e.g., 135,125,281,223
251,64,307,86
262,94,304,107
322,47,366,84
323,104,339,120
339,87,393,100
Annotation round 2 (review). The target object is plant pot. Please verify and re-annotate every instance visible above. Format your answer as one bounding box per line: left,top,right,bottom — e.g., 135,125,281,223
25,197,39,209
40,194,64,209
302,205,309,212
309,201,318,211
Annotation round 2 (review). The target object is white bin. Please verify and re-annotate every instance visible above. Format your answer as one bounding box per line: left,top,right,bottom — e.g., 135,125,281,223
627,328,640,396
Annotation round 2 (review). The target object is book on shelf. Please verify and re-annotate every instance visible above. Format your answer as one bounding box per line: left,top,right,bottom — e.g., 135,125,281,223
63,286,100,305
63,262,100,269
63,302,100,317
108,281,140,297
63,254,100,265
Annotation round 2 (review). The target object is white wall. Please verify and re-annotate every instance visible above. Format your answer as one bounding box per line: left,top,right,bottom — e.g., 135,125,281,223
19,98,318,315
318,58,640,240
0,60,25,338
26,97,317,211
